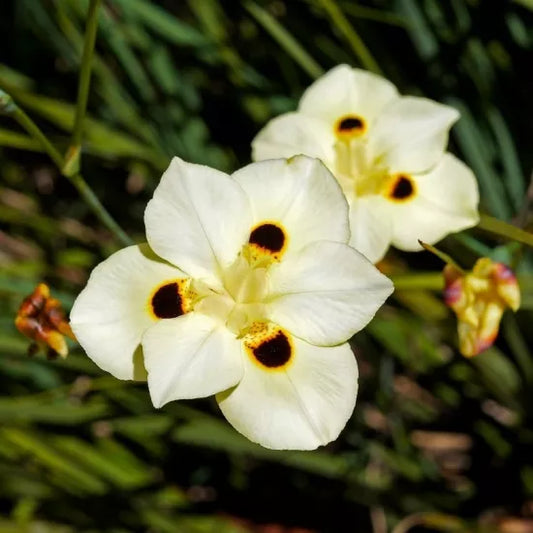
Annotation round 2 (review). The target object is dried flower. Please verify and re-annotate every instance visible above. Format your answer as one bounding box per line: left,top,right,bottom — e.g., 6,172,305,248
15,283,75,359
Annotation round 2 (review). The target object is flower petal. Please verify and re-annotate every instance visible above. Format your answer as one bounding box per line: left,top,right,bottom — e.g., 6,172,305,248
389,153,479,251
267,241,393,345
217,338,358,450
232,156,350,253
370,97,460,173
143,313,243,407
349,196,393,263
145,157,252,287
70,244,185,380
251,112,334,166
299,64,399,127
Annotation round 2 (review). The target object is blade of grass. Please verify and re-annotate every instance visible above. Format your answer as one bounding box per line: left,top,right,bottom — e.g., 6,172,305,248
339,3,408,27
395,0,439,60
502,314,533,384
0,90,132,246
70,0,101,157
478,213,533,248
0,128,42,151
53,3,164,153
189,0,266,87
315,0,381,74
447,97,512,220
487,107,526,213
244,1,324,79
112,0,209,47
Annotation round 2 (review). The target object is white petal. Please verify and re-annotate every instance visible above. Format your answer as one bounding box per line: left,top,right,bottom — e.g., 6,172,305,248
251,112,334,168
145,157,252,287
143,313,243,407
389,153,480,251
268,241,393,345
70,244,185,380
217,339,358,450
348,196,393,263
370,97,459,173
299,64,399,126
232,156,350,253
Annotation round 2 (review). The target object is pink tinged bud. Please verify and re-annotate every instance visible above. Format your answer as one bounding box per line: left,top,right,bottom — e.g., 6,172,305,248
492,263,520,311
443,258,520,358
443,265,467,311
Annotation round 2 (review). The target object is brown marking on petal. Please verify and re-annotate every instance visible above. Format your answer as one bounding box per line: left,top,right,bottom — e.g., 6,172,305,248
248,221,288,262
244,322,293,371
149,279,196,320
150,282,184,319
385,174,417,202
335,115,366,139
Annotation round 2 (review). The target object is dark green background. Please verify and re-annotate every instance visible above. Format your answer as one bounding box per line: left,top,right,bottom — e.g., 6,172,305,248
1,1,533,531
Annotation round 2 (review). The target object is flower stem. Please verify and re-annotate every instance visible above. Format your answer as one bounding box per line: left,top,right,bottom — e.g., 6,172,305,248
419,240,465,273
0,89,132,247
1,95,65,169
477,213,533,248
68,0,101,174
316,0,382,74
69,173,132,246
390,272,533,292
389,272,444,291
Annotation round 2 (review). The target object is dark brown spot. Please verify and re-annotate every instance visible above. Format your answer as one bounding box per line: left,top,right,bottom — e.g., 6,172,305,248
337,116,364,133
252,332,292,368
151,283,183,319
391,176,414,200
249,223,285,253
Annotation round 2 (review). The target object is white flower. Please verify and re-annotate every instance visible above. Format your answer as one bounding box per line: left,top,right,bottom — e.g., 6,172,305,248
70,155,393,450
252,64,480,263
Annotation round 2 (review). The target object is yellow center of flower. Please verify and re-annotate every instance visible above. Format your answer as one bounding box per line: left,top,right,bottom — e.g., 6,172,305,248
332,117,417,203
194,221,289,338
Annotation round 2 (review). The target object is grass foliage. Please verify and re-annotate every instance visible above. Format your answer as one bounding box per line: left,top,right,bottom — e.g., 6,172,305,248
1,0,533,531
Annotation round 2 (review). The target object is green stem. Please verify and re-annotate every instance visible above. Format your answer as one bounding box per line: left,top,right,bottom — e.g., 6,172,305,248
316,0,382,74
390,272,533,292
69,173,132,246
419,240,465,273
0,89,132,247
389,272,443,291
7,102,65,169
477,213,533,248
67,0,102,174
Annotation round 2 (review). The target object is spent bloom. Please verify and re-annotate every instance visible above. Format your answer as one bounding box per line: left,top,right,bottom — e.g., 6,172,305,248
70,155,393,450
252,64,479,263
15,283,75,359
444,258,520,357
